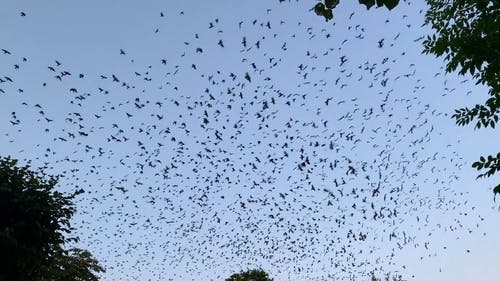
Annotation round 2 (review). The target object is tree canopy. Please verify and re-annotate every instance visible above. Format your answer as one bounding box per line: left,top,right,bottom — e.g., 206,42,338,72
0,156,103,281
38,248,105,281
225,269,274,281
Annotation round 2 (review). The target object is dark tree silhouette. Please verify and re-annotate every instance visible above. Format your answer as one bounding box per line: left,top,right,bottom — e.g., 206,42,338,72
0,156,104,280
38,248,105,281
225,268,274,281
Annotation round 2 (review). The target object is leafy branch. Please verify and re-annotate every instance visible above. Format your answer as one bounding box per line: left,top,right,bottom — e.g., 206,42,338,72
472,153,500,179
313,0,399,21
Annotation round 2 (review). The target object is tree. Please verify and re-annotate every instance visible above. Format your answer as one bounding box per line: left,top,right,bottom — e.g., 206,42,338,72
310,0,500,195
39,248,105,281
225,269,274,281
0,156,104,281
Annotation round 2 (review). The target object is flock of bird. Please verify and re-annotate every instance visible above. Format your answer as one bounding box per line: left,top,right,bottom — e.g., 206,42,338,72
0,2,486,281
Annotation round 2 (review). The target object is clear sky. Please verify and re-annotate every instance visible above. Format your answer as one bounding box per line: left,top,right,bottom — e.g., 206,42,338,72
1,1,499,280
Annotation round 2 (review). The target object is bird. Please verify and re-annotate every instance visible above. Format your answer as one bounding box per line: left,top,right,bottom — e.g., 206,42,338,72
0,7,481,281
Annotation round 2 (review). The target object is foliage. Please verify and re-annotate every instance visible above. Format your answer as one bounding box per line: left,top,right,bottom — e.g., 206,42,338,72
494,184,500,201
0,156,103,280
39,248,105,281
421,0,500,190
225,269,274,281
313,0,400,21
472,153,500,179
423,0,500,130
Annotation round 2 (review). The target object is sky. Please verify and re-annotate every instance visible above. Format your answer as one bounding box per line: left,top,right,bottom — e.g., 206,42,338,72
1,1,499,280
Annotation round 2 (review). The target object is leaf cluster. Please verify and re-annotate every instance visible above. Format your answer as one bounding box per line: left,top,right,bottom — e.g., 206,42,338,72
473,153,500,179
314,0,399,21
225,269,274,281
452,103,499,129
38,248,105,281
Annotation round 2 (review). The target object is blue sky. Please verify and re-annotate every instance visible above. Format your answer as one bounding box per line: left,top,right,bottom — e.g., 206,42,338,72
1,1,499,280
